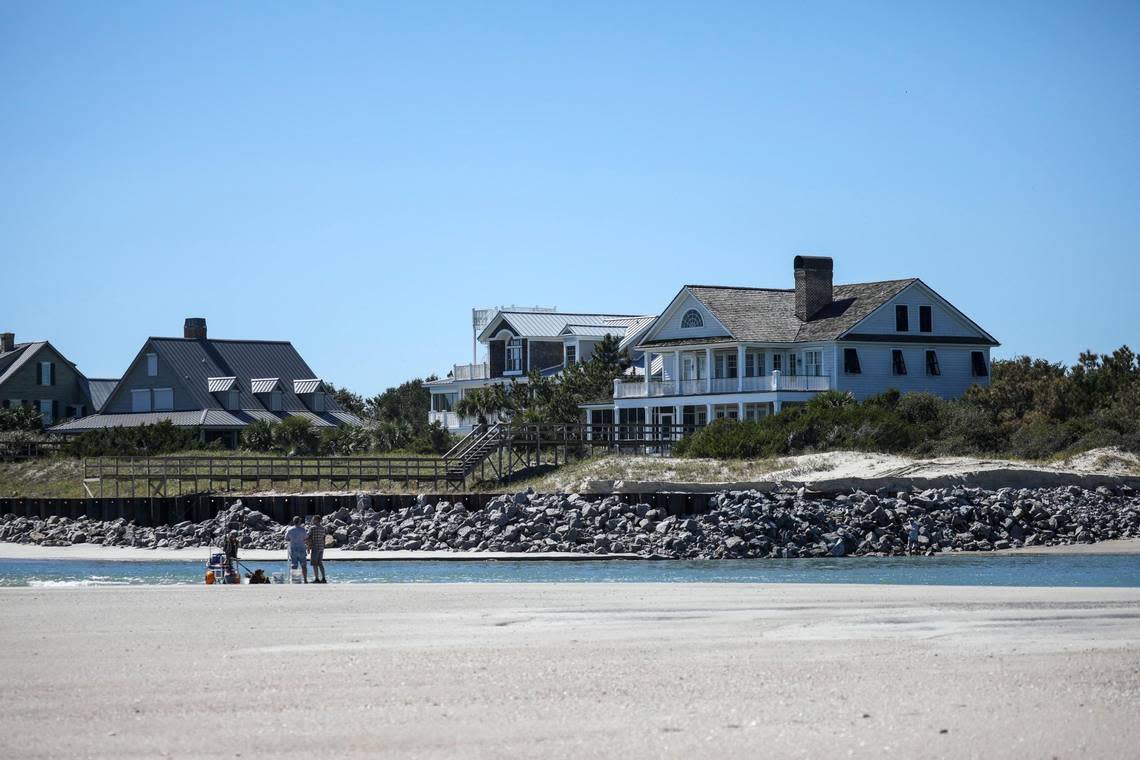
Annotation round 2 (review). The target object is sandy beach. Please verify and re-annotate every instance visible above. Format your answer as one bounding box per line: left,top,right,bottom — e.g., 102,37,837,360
1,537,1138,562
2,582,1139,759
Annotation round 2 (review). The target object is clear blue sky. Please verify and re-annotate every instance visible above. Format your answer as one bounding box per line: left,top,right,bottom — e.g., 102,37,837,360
3,1,1138,396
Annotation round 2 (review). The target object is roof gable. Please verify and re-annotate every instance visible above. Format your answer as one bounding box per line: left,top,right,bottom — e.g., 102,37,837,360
478,310,642,341
639,287,735,345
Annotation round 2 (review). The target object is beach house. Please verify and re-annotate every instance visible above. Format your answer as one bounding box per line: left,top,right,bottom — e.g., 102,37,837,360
0,332,115,426
51,318,363,445
584,256,999,430
427,309,655,432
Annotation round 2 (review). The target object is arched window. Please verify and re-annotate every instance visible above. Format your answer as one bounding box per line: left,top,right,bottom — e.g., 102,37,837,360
681,309,703,328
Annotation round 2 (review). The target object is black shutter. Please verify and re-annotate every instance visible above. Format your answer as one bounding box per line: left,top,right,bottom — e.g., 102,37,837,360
52,400,59,421
50,362,56,386
895,305,909,332
919,306,932,333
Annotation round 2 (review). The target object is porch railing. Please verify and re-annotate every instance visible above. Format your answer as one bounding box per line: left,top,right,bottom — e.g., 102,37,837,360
614,371,829,398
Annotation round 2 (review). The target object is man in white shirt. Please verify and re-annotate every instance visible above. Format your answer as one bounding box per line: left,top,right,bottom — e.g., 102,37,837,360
284,516,308,584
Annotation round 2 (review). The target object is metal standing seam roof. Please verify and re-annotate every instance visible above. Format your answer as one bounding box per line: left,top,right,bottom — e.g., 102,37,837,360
250,377,282,394
207,376,238,393
479,311,643,341
81,378,120,412
0,342,47,387
292,378,324,394
559,324,629,338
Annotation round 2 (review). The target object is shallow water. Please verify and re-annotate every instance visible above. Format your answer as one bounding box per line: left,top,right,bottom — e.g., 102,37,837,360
0,553,1138,587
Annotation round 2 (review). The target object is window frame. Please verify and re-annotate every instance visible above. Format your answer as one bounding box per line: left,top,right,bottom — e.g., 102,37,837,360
895,305,909,332
744,349,765,377
843,348,862,374
680,309,703,329
925,350,941,376
804,350,822,377
146,353,158,377
565,344,577,365
152,387,174,411
39,361,53,386
892,349,908,376
971,351,989,377
505,338,524,373
39,399,54,425
130,388,152,413
919,305,933,333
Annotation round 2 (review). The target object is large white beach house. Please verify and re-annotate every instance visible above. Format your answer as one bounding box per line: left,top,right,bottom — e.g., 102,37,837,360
585,256,998,429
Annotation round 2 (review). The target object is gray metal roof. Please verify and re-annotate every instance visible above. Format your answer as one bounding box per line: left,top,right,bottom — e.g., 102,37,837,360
479,311,642,341
250,377,282,394
0,342,46,387
292,378,323,394
51,410,247,432
207,376,238,393
80,378,119,412
560,324,628,337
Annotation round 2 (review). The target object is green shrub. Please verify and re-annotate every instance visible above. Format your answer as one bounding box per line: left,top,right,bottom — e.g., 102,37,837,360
65,420,197,457
319,424,372,455
273,416,319,455
0,406,44,432
241,419,276,452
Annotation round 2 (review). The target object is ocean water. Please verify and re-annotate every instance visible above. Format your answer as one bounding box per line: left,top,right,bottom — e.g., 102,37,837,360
0,554,1137,587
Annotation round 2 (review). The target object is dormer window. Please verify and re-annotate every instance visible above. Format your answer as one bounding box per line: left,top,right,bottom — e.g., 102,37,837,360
681,309,703,329
146,353,158,376
227,390,240,411
208,377,241,411
252,378,284,412
506,338,523,373
270,391,282,412
293,379,326,412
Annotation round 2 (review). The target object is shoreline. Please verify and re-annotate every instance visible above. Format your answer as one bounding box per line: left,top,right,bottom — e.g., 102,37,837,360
1,536,1137,562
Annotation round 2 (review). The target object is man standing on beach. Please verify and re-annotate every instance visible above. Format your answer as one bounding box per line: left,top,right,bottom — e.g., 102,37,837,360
284,516,308,583
307,514,328,584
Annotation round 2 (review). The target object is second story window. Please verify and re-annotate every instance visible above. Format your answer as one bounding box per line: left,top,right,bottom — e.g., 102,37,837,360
506,338,523,372
130,388,151,413
971,351,989,377
804,350,822,377
270,390,283,412
146,353,158,376
680,309,703,328
714,351,737,379
895,305,909,332
153,388,174,411
925,350,941,376
843,348,861,374
565,345,576,365
744,349,765,377
38,362,54,386
227,390,240,411
892,349,908,376
772,354,782,373
919,305,933,333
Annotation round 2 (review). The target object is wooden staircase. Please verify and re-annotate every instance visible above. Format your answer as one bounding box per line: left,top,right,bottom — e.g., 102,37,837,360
442,423,507,484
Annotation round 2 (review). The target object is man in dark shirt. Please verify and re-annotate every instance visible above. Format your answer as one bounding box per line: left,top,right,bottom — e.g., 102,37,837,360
222,530,240,584
307,515,328,584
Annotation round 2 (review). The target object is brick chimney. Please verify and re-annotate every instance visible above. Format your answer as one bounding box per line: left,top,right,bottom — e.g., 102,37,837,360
0,332,13,353
184,318,208,340
794,256,833,321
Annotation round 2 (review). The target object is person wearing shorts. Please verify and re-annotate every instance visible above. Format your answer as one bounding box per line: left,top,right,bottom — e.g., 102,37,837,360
284,516,308,583
307,514,328,584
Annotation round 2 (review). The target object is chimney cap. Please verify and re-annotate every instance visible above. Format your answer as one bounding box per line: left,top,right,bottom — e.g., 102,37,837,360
793,255,833,271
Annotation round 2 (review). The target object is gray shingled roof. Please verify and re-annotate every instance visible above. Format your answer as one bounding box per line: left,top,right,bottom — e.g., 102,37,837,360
0,342,46,387
640,280,919,347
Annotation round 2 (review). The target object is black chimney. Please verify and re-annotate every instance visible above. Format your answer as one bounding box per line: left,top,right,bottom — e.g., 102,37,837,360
184,318,207,340
794,256,833,321
0,333,13,353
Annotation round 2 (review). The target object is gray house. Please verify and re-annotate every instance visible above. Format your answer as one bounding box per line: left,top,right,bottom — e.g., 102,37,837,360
591,255,999,429
0,332,113,425
51,318,362,444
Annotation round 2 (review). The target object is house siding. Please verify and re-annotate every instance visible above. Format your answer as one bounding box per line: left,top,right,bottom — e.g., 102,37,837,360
854,282,990,340
833,343,990,400
0,345,90,420
103,344,196,413
528,340,563,371
652,293,731,342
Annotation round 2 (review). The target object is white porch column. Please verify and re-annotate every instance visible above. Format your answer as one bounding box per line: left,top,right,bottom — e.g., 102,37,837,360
774,399,782,414
586,408,593,441
704,347,712,393
674,404,683,438
705,402,713,426
673,350,681,395
644,350,652,385
737,344,745,392
738,401,745,420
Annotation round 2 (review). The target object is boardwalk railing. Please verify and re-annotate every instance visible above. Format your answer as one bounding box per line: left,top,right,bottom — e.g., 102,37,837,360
81,423,702,496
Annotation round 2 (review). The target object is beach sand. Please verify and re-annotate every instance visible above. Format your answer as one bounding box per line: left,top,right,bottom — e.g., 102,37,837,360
2,583,1139,758
1,536,1137,562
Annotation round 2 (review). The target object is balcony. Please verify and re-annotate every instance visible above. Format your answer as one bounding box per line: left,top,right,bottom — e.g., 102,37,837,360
429,410,483,430
451,362,490,381
613,372,829,399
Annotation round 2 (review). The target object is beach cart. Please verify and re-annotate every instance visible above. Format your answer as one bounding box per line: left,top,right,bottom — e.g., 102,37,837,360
204,551,241,584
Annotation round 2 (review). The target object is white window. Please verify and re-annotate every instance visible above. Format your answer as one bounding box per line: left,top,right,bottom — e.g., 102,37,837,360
270,391,283,412
744,349,765,377
130,388,151,412
713,404,738,420
39,362,53,386
680,309,703,328
39,399,54,424
713,351,737,379
505,338,523,373
146,353,158,377
804,350,822,377
785,353,800,376
565,344,577,365
771,354,782,372
153,388,173,411
681,353,706,381
743,402,770,421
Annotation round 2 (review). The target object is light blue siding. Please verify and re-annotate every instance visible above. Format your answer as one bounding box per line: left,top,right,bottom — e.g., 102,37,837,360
854,282,990,340
833,343,991,400
650,292,731,341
